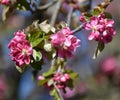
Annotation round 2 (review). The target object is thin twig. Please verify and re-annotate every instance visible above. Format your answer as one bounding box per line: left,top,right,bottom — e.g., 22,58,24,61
50,0,62,26
71,24,84,33
37,0,57,10
97,0,114,9
67,6,74,27
53,83,64,100
89,0,92,9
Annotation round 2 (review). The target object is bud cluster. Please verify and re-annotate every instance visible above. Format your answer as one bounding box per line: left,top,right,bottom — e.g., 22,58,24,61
38,72,70,89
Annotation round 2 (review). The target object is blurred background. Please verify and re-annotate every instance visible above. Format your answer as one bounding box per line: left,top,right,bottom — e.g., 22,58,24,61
0,0,120,100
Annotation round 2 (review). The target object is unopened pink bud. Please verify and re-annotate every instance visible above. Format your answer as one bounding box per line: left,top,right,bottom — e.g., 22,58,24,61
57,84,64,89
60,76,66,82
38,76,44,80
64,73,70,80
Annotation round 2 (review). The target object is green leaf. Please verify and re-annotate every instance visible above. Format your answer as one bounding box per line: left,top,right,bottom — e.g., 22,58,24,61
43,68,54,77
31,60,43,70
45,50,56,60
43,40,53,52
47,79,54,86
25,20,44,47
28,30,43,47
67,79,74,89
38,79,48,86
57,21,68,30
39,20,55,34
32,50,42,62
84,13,92,21
66,69,79,80
92,7,104,16
93,42,105,59
16,66,25,73
16,0,30,10
104,12,112,19
69,73,79,80
65,69,79,80
50,88,60,100
2,6,11,21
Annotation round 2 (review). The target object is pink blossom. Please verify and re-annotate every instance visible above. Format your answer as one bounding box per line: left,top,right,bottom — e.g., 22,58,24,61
8,30,33,67
50,27,80,58
84,14,116,43
1,0,10,5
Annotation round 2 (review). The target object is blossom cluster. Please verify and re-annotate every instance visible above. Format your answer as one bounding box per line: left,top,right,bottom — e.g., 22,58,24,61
84,14,116,43
50,27,80,58
8,30,33,67
0,0,10,5
52,72,70,89
38,72,70,89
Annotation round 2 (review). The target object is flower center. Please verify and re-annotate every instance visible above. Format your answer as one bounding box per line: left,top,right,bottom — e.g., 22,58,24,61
22,49,28,55
92,25,97,31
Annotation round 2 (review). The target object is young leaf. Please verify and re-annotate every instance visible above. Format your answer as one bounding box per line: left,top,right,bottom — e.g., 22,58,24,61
104,12,112,19
47,79,54,86
28,30,43,47
67,79,74,89
93,42,105,59
39,20,55,34
16,66,25,73
84,13,92,21
31,60,43,70
43,68,54,77
2,6,11,21
92,7,104,16
38,79,48,86
65,69,79,80
32,50,42,62
16,0,31,10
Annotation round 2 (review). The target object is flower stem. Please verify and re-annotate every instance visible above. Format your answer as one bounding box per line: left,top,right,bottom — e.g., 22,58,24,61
71,24,84,33
54,83,64,100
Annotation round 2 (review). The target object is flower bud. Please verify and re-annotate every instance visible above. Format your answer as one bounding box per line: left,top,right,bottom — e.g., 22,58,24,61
64,73,70,80
38,75,44,80
60,76,66,82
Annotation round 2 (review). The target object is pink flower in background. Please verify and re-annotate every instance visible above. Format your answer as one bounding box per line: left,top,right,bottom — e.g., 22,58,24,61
50,27,80,58
62,87,76,99
84,13,116,43
1,0,10,5
101,57,117,75
8,30,33,67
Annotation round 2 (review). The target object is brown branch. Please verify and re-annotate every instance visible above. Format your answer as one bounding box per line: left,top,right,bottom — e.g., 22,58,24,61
37,0,57,10
97,0,114,9
89,0,92,9
67,6,74,27
50,0,62,26
71,24,84,33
